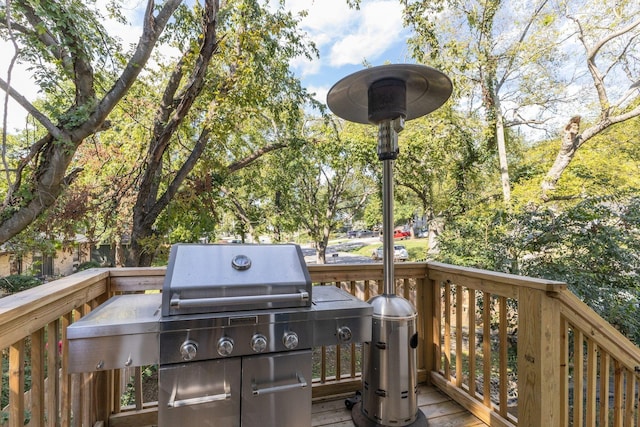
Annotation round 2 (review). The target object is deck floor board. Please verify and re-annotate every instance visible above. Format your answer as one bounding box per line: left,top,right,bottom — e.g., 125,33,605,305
312,384,488,427
140,385,487,427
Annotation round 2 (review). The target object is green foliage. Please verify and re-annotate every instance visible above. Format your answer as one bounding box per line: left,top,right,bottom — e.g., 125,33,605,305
121,365,157,407
76,260,102,271
4,0,121,96
0,274,42,293
262,120,376,259
395,106,484,218
434,116,640,343
437,195,640,343
518,197,640,341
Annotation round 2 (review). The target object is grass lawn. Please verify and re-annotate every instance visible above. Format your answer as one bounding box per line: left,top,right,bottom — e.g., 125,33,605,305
351,238,430,262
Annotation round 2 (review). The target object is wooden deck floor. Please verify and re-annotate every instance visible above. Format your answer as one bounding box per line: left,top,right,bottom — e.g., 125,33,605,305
312,385,488,427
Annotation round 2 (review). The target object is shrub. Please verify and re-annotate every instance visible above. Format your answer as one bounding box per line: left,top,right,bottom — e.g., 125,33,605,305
0,274,42,293
76,260,102,271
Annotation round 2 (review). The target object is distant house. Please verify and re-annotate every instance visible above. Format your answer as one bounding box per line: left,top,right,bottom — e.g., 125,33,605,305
0,235,93,280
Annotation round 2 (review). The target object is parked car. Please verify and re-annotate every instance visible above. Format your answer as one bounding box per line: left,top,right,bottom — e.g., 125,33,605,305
417,228,429,238
357,230,375,238
371,245,409,261
393,229,410,239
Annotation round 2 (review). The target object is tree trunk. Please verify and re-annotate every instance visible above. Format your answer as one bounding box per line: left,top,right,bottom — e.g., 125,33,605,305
126,219,157,267
316,245,327,264
428,215,444,257
0,0,182,244
316,234,329,264
541,116,581,198
126,0,219,266
495,106,511,204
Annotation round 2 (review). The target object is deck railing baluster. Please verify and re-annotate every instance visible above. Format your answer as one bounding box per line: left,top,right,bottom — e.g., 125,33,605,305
8,339,25,427
468,288,476,400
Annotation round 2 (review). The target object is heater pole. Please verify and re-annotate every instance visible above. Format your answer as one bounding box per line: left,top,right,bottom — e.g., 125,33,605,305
377,117,403,295
382,157,395,295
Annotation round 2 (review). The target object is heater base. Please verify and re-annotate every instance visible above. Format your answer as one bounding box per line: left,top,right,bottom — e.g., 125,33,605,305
350,401,428,427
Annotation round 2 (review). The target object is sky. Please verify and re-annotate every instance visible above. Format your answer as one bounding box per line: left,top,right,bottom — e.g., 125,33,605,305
0,0,413,132
283,0,413,104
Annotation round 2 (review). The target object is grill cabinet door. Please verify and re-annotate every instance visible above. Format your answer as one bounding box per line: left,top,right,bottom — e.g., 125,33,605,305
241,350,312,427
159,358,241,427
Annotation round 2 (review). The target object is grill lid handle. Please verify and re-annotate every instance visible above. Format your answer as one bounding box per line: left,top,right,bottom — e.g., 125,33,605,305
170,291,310,309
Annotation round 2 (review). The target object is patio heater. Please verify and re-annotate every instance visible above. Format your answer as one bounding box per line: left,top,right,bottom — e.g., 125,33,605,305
327,64,452,427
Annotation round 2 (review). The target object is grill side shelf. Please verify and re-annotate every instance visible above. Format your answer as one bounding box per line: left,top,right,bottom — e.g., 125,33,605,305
66,294,161,372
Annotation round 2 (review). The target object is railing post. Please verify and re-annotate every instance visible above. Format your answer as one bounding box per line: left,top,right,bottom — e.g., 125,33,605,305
419,272,435,383
517,287,561,426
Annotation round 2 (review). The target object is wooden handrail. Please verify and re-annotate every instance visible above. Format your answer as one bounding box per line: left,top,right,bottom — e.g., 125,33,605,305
427,261,567,293
554,291,640,426
0,269,109,350
554,291,640,372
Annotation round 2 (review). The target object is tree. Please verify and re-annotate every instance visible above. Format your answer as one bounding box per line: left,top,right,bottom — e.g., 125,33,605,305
267,120,375,263
1,0,317,266
123,0,316,266
541,2,640,197
436,118,640,343
0,0,182,243
402,0,640,202
125,0,219,266
402,0,564,205
394,107,480,250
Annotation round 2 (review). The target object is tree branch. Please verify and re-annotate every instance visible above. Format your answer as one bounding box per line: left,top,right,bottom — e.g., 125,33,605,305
0,0,183,245
13,0,74,74
227,142,288,173
76,0,183,139
0,78,61,138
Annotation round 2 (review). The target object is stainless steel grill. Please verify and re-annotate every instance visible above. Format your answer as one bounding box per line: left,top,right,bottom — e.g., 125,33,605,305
67,243,372,427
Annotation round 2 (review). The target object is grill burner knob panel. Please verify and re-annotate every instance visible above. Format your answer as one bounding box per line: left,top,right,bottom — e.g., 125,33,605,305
251,334,268,353
179,341,198,361
282,331,299,349
217,337,234,356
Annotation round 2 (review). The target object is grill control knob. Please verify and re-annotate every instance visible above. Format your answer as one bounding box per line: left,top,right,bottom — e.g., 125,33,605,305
337,326,353,343
251,334,268,353
180,341,198,361
217,337,234,356
282,331,299,350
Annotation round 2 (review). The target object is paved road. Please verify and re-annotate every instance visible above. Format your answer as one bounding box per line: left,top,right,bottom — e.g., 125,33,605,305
302,237,381,264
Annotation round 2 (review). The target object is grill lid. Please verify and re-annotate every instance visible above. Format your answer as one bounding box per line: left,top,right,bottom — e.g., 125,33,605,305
161,243,312,316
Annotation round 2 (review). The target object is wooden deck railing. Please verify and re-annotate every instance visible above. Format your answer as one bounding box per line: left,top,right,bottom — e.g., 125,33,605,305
428,261,640,427
1,261,639,426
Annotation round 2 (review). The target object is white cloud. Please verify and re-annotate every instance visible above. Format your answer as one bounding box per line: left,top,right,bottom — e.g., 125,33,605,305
287,0,358,43
307,83,330,106
328,1,404,67
286,0,406,73
290,55,322,80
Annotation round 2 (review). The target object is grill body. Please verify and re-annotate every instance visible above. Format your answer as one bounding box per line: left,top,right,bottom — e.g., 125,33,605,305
67,243,372,427
158,244,315,427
